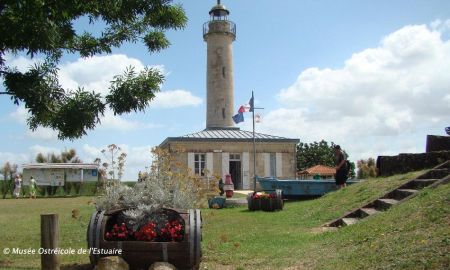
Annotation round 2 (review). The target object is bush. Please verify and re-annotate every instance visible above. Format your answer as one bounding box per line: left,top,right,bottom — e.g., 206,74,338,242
357,158,378,179
95,147,213,212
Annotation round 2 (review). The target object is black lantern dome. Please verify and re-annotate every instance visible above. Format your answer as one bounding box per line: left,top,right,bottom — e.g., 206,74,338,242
209,0,230,20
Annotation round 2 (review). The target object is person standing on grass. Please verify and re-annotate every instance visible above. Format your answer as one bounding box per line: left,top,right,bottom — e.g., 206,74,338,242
334,145,348,189
13,175,22,198
29,176,37,199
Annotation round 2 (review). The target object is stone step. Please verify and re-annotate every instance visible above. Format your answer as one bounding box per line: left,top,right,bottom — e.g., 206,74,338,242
405,179,438,189
436,161,450,170
375,198,399,211
341,217,359,226
359,208,380,218
395,189,418,199
417,169,449,180
385,188,418,200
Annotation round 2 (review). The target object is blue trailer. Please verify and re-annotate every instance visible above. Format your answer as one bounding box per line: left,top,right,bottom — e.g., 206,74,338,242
257,177,359,198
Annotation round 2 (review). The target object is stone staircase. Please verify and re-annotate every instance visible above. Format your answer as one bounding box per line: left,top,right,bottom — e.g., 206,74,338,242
325,161,450,228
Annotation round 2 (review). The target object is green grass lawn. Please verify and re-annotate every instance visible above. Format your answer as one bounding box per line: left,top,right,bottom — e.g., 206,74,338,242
1,170,449,270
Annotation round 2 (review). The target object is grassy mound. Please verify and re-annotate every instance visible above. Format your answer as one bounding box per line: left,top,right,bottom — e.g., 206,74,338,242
202,170,450,269
0,170,448,269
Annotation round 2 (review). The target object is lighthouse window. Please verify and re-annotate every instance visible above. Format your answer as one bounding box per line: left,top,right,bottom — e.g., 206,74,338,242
222,66,226,78
194,154,206,176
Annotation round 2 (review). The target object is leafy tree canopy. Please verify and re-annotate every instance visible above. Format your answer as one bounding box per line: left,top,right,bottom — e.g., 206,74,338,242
35,148,81,163
297,140,356,179
297,140,340,171
0,0,187,140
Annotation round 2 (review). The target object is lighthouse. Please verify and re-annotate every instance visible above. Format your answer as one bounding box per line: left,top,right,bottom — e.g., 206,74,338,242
160,2,299,190
203,0,236,129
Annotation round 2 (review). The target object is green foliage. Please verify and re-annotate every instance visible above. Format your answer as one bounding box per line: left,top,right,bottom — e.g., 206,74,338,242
34,148,81,163
357,158,378,179
0,0,187,140
106,67,163,114
297,140,348,170
348,161,356,179
35,153,47,163
1,162,17,199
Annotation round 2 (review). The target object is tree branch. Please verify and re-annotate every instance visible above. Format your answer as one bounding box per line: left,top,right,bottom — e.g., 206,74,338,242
0,92,11,95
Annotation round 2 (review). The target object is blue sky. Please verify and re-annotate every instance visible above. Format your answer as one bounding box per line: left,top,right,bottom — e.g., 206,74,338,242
1,0,450,180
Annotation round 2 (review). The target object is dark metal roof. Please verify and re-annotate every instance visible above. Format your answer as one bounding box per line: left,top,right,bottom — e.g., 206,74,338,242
160,128,299,147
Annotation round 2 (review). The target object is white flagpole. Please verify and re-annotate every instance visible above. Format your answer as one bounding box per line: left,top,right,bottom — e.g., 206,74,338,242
252,91,257,192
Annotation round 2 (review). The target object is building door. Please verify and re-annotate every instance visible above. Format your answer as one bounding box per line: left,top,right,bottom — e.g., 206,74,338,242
229,154,242,190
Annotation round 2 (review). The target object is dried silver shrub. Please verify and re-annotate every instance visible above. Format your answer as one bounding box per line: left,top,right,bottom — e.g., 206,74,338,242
95,147,210,212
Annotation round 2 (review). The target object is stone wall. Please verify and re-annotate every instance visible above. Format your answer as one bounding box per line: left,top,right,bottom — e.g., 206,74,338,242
426,135,450,152
377,151,450,177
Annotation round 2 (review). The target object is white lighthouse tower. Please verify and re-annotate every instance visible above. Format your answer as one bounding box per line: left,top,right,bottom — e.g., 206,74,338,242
160,2,299,190
203,0,236,129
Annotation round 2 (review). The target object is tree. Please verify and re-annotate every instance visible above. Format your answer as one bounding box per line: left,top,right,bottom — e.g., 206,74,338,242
297,140,355,178
0,1,187,140
297,140,340,171
36,153,47,163
35,149,81,164
357,158,377,179
1,162,12,199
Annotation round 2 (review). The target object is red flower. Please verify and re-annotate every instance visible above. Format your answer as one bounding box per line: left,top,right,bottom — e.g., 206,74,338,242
105,222,130,240
160,220,184,242
134,222,158,241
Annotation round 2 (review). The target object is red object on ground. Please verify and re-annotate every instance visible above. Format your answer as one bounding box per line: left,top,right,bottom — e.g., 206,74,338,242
224,174,234,198
225,174,233,184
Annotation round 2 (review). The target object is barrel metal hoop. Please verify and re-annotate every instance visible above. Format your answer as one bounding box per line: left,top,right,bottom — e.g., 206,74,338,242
189,209,195,266
162,242,168,262
94,211,105,262
87,211,98,249
195,209,202,262
117,241,123,254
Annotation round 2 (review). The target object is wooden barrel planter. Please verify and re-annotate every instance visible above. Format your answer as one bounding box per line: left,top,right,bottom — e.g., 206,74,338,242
247,193,261,211
247,189,283,211
274,189,284,210
87,208,202,270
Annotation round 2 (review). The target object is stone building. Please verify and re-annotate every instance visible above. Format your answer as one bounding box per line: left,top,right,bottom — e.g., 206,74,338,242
160,1,299,189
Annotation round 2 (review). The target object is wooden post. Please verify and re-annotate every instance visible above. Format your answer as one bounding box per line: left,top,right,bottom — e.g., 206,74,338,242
41,214,60,270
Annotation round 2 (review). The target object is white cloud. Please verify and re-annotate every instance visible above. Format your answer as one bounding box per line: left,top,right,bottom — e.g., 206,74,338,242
0,145,63,171
98,110,162,131
152,89,203,108
430,19,450,34
3,54,43,73
10,106,28,124
254,23,450,161
9,107,57,141
58,54,152,96
0,152,30,167
29,145,61,157
26,127,58,141
10,107,58,140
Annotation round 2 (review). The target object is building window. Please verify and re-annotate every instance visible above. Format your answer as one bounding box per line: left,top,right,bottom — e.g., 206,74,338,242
194,154,206,176
230,154,241,161
270,153,276,177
